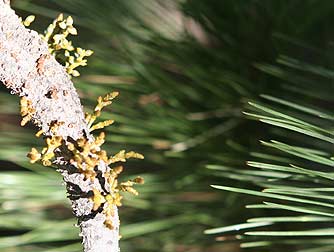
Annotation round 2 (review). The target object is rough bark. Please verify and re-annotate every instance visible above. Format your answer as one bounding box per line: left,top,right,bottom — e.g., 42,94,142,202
0,2,120,252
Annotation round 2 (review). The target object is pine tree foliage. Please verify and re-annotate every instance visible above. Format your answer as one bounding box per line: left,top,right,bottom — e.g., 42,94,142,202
207,56,334,251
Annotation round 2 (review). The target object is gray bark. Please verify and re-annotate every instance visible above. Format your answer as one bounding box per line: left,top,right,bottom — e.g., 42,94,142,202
0,2,120,252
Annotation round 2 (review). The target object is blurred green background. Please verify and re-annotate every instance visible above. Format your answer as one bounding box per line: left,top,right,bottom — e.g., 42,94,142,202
0,0,334,251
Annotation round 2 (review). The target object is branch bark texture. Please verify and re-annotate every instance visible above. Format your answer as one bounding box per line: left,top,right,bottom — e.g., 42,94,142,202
0,2,120,252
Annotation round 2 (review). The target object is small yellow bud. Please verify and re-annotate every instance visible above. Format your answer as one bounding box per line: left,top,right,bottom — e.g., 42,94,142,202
56,13,64,21
77,47,83,54
68,27,77,35
133,176,145,184
35,129,44,137
67,143,75,151
58,21,67,29
42,159,52,166
20,116,30,127
27,148,41,163
85,50,94,56
91,189,106,211
113,166,123,175
23,15,35,27
66,16,74,26
71,70,80,77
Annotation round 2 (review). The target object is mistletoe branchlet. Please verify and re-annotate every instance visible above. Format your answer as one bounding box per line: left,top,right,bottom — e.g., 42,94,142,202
42,13,93,77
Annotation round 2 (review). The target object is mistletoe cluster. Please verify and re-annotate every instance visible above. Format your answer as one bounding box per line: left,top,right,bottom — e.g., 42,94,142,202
20,14,144,229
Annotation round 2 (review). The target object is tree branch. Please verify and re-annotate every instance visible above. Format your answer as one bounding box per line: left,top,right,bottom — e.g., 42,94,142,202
0,3,120,252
